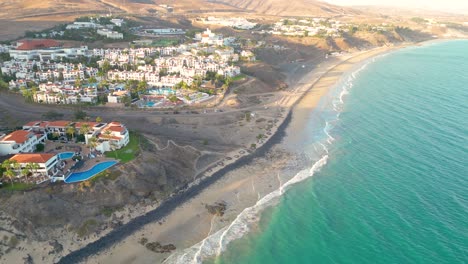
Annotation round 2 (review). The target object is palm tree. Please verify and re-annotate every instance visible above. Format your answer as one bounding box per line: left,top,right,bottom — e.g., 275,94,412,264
97,70,105,79
96,116,102,123
79,123,91,135
1,160,15,186
66,125,76,140
103,129,112,139
12,160,20,178
103,130,114,150
87,136,98,151
1,159,11,170
25,163,35,179
4,169,15,186
31,163,40,177
21,168,30,180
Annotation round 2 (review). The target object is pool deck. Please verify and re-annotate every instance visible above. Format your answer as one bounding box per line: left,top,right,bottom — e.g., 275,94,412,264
71,157,118,173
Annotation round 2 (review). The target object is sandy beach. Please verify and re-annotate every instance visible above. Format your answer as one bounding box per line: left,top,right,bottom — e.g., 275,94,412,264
70,45,405,264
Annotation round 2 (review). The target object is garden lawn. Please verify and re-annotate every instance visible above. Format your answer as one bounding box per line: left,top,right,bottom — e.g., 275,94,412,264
105,132,140,163
1,182,34,191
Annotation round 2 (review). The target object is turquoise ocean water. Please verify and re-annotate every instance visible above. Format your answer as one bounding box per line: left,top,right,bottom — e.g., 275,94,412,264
211,40,468,263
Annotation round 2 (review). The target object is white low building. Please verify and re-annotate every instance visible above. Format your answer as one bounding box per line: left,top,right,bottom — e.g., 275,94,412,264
9,153,59,177
9,46,90,61
97,29,124,39
145,28,185,35
202,17,257,30
195,29,224,46
107,90,129,103
0,130,46,156
94,122,130,152
66,22,98,30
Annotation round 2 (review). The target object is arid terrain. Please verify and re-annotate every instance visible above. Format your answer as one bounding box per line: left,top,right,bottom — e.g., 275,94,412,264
0,0,467,263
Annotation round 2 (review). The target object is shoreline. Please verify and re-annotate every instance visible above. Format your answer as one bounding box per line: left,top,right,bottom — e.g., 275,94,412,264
1,41,434,264
72,44,412,263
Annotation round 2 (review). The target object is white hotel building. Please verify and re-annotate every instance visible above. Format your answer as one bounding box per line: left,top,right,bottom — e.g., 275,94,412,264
0,130,46,156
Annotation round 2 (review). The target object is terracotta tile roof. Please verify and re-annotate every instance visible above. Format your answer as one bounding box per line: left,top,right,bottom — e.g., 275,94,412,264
112,90,128,96
16,39,60,51
38,122,49,128
47,121,72,127
10,153,56,164
106,126,125,133
98,135,122,140
24,121,40,127
75,122,99,128
0,130,31,144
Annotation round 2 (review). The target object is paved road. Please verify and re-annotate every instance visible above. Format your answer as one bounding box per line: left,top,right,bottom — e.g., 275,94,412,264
0,55,341,127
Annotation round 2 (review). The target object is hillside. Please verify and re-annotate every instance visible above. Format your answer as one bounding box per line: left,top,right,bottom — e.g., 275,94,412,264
209,0,361,16
0,0,362,19
0,0,118,19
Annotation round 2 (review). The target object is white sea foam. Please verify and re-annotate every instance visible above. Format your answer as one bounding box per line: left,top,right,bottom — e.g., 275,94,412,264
324,121,335,144
163,155,329,264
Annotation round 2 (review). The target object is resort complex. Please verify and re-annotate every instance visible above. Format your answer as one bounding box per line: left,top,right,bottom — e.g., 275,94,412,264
0,120,129,185
1,27,246,108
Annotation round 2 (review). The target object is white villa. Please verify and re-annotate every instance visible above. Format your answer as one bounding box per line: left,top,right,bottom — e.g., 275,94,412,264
21,120,130,153
0,130,47,156
24,120,101,137
201,17,257,30
97,29,124,39
9,153,59,177
240,50,256,61
195,29,224,46
107,90,129,103
35,83,98,104
87,122,130,152
110,19,125,27
66,22,98,30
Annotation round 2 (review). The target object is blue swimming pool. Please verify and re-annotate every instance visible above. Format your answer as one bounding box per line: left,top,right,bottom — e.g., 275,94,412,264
149,88,175,95
64,161,118,183
58,152,75,160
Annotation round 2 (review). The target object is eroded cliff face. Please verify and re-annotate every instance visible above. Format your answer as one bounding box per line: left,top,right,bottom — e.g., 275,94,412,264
0,139,206,257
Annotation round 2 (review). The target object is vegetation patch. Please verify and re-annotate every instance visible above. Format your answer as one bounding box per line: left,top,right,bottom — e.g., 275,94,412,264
231,74,247,82
145,242,176,253
139,237,148,245
151,38,180,47
76,219,98,237
88,169,122,185
1,182,34,192
100,206,121,217
105,132,141,163
205,201,227,216
8,236,19,248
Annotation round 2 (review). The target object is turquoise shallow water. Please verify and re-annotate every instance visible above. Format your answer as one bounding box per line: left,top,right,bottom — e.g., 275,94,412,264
212,41,468,263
